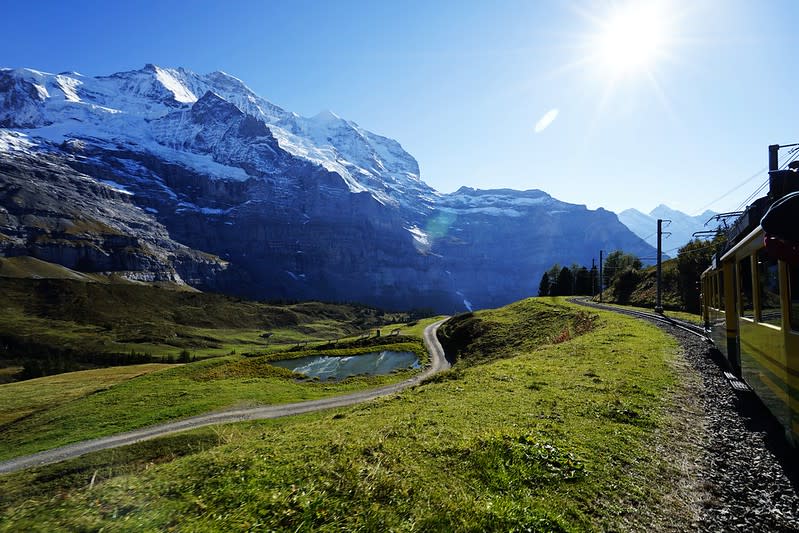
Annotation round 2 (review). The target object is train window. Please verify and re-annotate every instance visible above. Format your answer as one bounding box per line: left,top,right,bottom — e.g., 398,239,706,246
718,271,725,310
790,264,799,331
739,257,754,318
707,273,716,308
708,273,717,309
756,249,781,327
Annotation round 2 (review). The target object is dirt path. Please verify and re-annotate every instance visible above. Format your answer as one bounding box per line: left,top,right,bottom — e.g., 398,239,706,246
0,319,450,475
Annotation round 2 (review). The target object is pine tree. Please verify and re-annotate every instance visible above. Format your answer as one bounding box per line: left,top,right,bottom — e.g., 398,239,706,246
538,272,550,296
556,267,574,296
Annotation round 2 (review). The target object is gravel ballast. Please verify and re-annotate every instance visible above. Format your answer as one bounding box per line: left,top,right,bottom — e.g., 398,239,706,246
578,299,799,531
662,322,799,532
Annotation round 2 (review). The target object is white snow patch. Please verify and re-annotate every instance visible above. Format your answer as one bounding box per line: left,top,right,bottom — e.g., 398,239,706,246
0,130,36,153
153,66,197,103
55,75,82,102
455,290,474,312
199,207,228,215
407,225,431,253
144,207,158,214
439,206,523,217
285,271,306,281
99,179,133,195
32,83,49,100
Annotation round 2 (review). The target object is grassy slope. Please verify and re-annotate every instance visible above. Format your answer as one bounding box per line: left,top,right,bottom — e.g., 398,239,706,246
0,298,696,531
598,258,703,324
0,364,171,426
0,330,436,462
601,258,681,310
0,271,420,382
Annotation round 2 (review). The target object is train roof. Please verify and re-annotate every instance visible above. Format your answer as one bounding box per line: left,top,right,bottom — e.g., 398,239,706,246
711,167,799,265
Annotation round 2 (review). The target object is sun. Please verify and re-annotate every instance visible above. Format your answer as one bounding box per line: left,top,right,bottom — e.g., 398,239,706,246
595,4,667,74
578,1,677,82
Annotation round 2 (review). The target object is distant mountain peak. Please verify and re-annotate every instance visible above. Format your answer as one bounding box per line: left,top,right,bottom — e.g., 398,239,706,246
312,109,341,122
618,204,718,249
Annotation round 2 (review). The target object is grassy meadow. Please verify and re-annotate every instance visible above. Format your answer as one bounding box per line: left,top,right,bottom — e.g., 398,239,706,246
0,334,435,462
0,297,700,531
0,266,429,381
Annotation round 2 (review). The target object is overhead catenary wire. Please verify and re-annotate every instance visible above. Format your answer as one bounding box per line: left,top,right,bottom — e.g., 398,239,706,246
691,165,767,216
692,144,799,216
664,240,721,255
732,145,799,213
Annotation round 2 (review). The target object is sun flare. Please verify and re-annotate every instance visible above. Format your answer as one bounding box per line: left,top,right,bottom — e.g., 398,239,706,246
588,2,673,78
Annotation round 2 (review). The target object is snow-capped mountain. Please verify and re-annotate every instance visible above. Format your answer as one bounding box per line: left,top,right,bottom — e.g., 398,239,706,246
0,65,655,311
0,65,434,211
618,205,717,250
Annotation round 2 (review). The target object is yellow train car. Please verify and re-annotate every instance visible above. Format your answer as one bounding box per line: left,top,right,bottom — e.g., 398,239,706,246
701,164,799,445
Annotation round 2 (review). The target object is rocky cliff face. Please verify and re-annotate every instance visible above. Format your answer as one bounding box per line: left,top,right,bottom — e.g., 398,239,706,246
0,65,654,311
0,143,226,285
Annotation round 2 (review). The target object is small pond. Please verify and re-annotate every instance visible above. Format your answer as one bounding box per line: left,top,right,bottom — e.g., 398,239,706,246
270,350,420,380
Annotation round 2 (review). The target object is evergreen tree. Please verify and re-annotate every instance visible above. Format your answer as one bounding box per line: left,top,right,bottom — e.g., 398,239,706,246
538,272,550,296
556,267,574,296
603,251,642,288
574,266,592,295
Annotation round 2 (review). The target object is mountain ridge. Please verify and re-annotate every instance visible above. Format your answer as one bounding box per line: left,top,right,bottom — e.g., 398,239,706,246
618,205,717,250
0,64,655,311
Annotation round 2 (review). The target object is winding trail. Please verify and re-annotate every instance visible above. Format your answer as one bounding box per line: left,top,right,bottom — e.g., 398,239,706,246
0,319,450,475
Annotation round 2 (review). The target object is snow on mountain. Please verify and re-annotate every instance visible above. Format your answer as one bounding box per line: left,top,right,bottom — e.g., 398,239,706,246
618,205,718,249
0,65,432,211
0,64,658,311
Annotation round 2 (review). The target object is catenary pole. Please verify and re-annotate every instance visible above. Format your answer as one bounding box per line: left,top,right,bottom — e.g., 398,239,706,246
599,250,603,302
656,219,663,314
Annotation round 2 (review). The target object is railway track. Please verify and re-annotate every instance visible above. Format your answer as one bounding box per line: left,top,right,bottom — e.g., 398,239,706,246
569,297,751,392
569,297,707,337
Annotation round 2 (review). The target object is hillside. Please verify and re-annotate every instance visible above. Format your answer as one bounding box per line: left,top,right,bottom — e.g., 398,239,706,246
0,256,417,382
598,257,682,310
0,298,699,530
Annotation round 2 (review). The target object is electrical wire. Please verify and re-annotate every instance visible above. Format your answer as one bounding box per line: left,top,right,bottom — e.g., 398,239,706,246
731,146,799,212
664,239,724,255
690,165,766,216
733,179,770,212
695,145,799,215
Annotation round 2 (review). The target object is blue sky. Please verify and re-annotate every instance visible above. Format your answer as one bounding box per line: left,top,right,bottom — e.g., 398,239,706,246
2,0,797,215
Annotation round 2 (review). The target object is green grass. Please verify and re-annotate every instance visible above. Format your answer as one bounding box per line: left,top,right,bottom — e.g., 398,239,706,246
0,298,695,531
591,300,704,325
0,275,428,380
0,364,170,426
0,339,428,462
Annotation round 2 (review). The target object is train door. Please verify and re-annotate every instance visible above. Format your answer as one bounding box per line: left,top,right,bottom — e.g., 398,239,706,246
724,259,741,375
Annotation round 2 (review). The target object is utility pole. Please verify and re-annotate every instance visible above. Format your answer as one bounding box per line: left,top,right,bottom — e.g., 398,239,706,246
656,219,663,314
655,219,671,314
591,258,596,297
599,250,603,302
